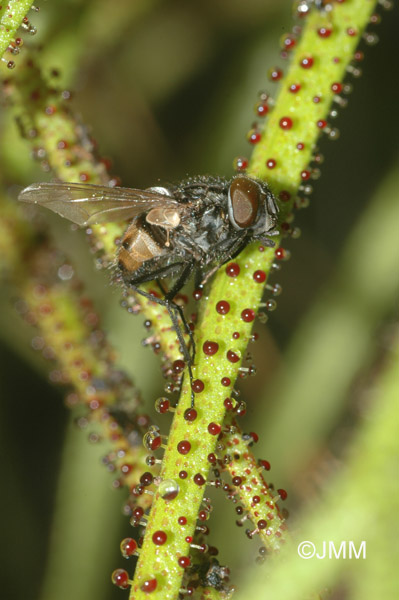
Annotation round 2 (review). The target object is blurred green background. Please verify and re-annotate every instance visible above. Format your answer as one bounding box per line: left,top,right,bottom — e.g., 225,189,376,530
0,1,398,599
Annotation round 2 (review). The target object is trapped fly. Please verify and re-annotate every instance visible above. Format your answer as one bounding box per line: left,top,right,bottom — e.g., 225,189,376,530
19,174,279,402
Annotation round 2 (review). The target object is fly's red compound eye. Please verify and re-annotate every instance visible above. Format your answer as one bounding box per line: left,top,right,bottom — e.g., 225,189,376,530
228,176,260,230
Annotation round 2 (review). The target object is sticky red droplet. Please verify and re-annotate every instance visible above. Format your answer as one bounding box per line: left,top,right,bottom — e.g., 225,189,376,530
226,350,240,363
120,538,138,558
112,569,130,589
253,270,266,283
203,341,219,356
216,300,230,314
192,379,205,393
279,190,291,202
268,67,283,81
331,82,343,93
193,473,206,486
177,441,191,455
152,530,167,545
178,556,191,568
300,56,314,69
275,247,286,260
247,129,261,144
279,116,293,130
226,263,240,277
346,27,357,36
318,26,332,38
289,83,301,93
241,308,255,322
233,156,248,171
278,488,288,500
140,578,157,593
255,102,269,117
208,422,222,436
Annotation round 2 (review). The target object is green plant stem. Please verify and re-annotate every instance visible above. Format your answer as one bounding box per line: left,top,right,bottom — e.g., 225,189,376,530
0,0,34,59
22,263,150,491
129,2,377,598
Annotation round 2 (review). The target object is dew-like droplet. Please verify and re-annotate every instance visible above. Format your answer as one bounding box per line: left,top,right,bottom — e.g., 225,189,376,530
111,569,130,588
192,379,205,393
184,408,197,422
216,300,230,314
318,26,332,38
208,422,222,436
279,116,293,130
155,397,170,413
233,156,248,171
226,263,240,277
266,299,277,312
289,83,301,93
158,479,179,500
177,440,191,455
203,341,219,356
193,473,206,486
254,101,269,117
143,431,162,451
247,129,261,144
226,350,241,363
300,56,314,69
152,530,167,545
268,67,283,81
253,270,266,283
241,308,255,323
120,538,138,558
178,556,191,568
140,578,157,593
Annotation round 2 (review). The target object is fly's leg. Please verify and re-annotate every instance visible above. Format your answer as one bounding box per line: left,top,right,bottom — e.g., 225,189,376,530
162,261,196,363
130,284,196,406
163,261,198,407
194,269,204,290
200,232,248,286
128,259,197,405
156,279,196,363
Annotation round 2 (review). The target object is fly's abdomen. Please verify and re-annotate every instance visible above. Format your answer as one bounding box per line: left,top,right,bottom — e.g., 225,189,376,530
118,222,166,275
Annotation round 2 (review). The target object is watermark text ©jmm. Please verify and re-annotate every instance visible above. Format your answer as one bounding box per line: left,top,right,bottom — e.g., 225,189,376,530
297,541,366,560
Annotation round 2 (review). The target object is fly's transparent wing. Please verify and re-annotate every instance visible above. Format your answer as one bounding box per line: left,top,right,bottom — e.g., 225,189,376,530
18,182,183,226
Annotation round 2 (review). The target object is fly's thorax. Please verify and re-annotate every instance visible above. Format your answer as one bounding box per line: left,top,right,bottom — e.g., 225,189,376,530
182,203,229,259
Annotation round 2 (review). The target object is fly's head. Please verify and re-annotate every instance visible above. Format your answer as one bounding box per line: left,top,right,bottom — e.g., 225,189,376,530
227,175,279,246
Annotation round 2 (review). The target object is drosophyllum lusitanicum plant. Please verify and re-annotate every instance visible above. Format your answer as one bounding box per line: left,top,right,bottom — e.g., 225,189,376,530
1,1,398,600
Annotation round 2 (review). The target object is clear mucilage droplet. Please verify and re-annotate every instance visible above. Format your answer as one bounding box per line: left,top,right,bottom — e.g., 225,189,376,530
158,479,180,501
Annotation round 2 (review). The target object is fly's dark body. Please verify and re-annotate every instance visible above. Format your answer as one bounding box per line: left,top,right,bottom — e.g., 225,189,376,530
117,175,278,295
19,174,279,403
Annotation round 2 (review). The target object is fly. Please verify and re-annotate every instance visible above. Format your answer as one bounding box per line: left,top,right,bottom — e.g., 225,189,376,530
19,174,279,404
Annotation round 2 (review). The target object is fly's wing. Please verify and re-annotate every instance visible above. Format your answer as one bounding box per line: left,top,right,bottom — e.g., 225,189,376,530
18,182,183,226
